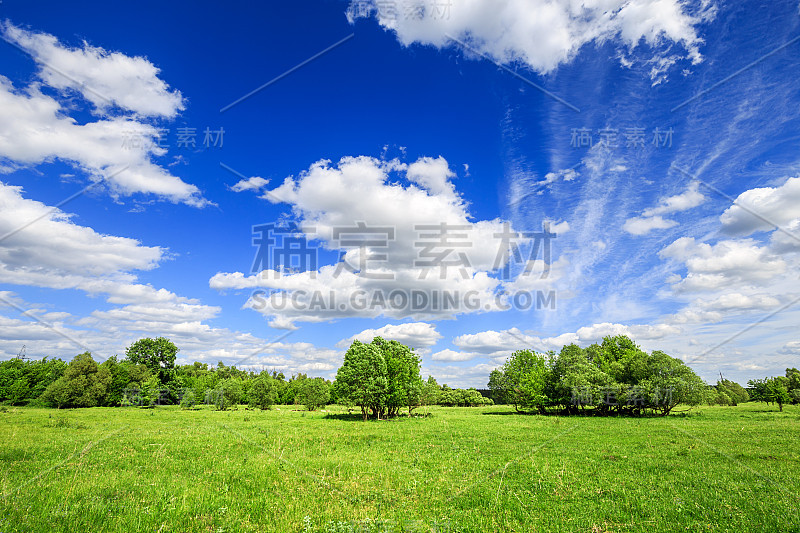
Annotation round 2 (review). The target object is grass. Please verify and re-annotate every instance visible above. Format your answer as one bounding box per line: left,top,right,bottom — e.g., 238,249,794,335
1,403,799,532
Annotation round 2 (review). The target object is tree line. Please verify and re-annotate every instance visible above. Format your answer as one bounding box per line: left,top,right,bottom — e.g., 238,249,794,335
0,336,490,412
486,335,800,416
1,335,797,416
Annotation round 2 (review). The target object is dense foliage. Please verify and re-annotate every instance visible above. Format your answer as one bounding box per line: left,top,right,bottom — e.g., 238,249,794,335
748,368,800,411
489,336,707,416
333,337,423,420
5,335,798,418
0,357,66,405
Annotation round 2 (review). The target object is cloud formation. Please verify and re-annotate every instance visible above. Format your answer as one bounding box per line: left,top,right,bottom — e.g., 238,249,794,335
0,22,207,207
348,0,713,74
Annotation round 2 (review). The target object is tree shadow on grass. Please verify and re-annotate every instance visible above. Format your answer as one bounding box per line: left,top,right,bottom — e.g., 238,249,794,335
322,412,435,422
322,412,365,421
480,408,669,418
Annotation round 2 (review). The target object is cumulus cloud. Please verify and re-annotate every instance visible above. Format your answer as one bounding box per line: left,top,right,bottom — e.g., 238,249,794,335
623,215,677,235
337,321,442,349
623,181,704,235
642,182,705,217
211,155,556,328
659,237,786,292
779,341,800,356
348,0,713,75
230,176,270,193
0,182,163,289
2,21,185,117
720,176,800,243
0,23,207,207
546,220,570,234
666,292,784,325
0,184,286,369
431,348,476,362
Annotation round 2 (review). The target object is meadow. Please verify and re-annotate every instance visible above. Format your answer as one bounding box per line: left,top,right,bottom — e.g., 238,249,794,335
1,403,798,533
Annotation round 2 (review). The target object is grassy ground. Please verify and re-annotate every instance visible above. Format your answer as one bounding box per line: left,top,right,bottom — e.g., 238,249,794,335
0,403,798,533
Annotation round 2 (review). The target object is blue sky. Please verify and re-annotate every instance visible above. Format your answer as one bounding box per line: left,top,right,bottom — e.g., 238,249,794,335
1,0,799,387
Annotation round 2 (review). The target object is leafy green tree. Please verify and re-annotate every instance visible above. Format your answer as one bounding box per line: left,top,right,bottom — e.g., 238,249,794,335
786,368,800,404
296,377,330,411
125,337,178,387
248,375,277,410
550,344,612,412
714,378,749,406
40,353,111,408
334,340,388,420
488,369,510,405
750,377,791,411
421,376,441,409
219,378,244,407
439,386,459,407
501,349,552,413
638,351,706,415
373,337,423,417
0,357,67,405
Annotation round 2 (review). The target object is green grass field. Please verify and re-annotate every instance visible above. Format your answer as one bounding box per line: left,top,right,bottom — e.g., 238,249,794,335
1,403,798,532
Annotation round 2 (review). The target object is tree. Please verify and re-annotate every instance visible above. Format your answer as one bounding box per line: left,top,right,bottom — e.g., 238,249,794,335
749,377,791,411
248,375,277,410
786,368,800,404
550,343,612,412
334,340,387,421
421,376,440,405
488,369,509,405
125,338,178,387
296,378,330,411
500,349,552,413
0,357,67,405
714,378,749,406
40,353,111,408
374,337,423,418
219,378,244,408
638,351,706,416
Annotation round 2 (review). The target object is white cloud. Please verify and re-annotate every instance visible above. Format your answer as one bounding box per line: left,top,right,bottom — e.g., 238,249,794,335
623,215,677,235
348,0,713,75
431,348,477,362
666,292,783,325
623,181,705,235
0,24,207,207
642,182,705,217
2,21,184,117
406,156,457,199
720,176,800,239
421,362,497,388
0,182,163,289
779,341,800,356
660,237,786,292
230,176,270,193
453,327,532,357
546,220,570,234
211,155,551,328
337,321,442,349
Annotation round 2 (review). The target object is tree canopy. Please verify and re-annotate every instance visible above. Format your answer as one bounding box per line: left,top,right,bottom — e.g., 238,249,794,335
491,336,706,416
333,337,422,420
